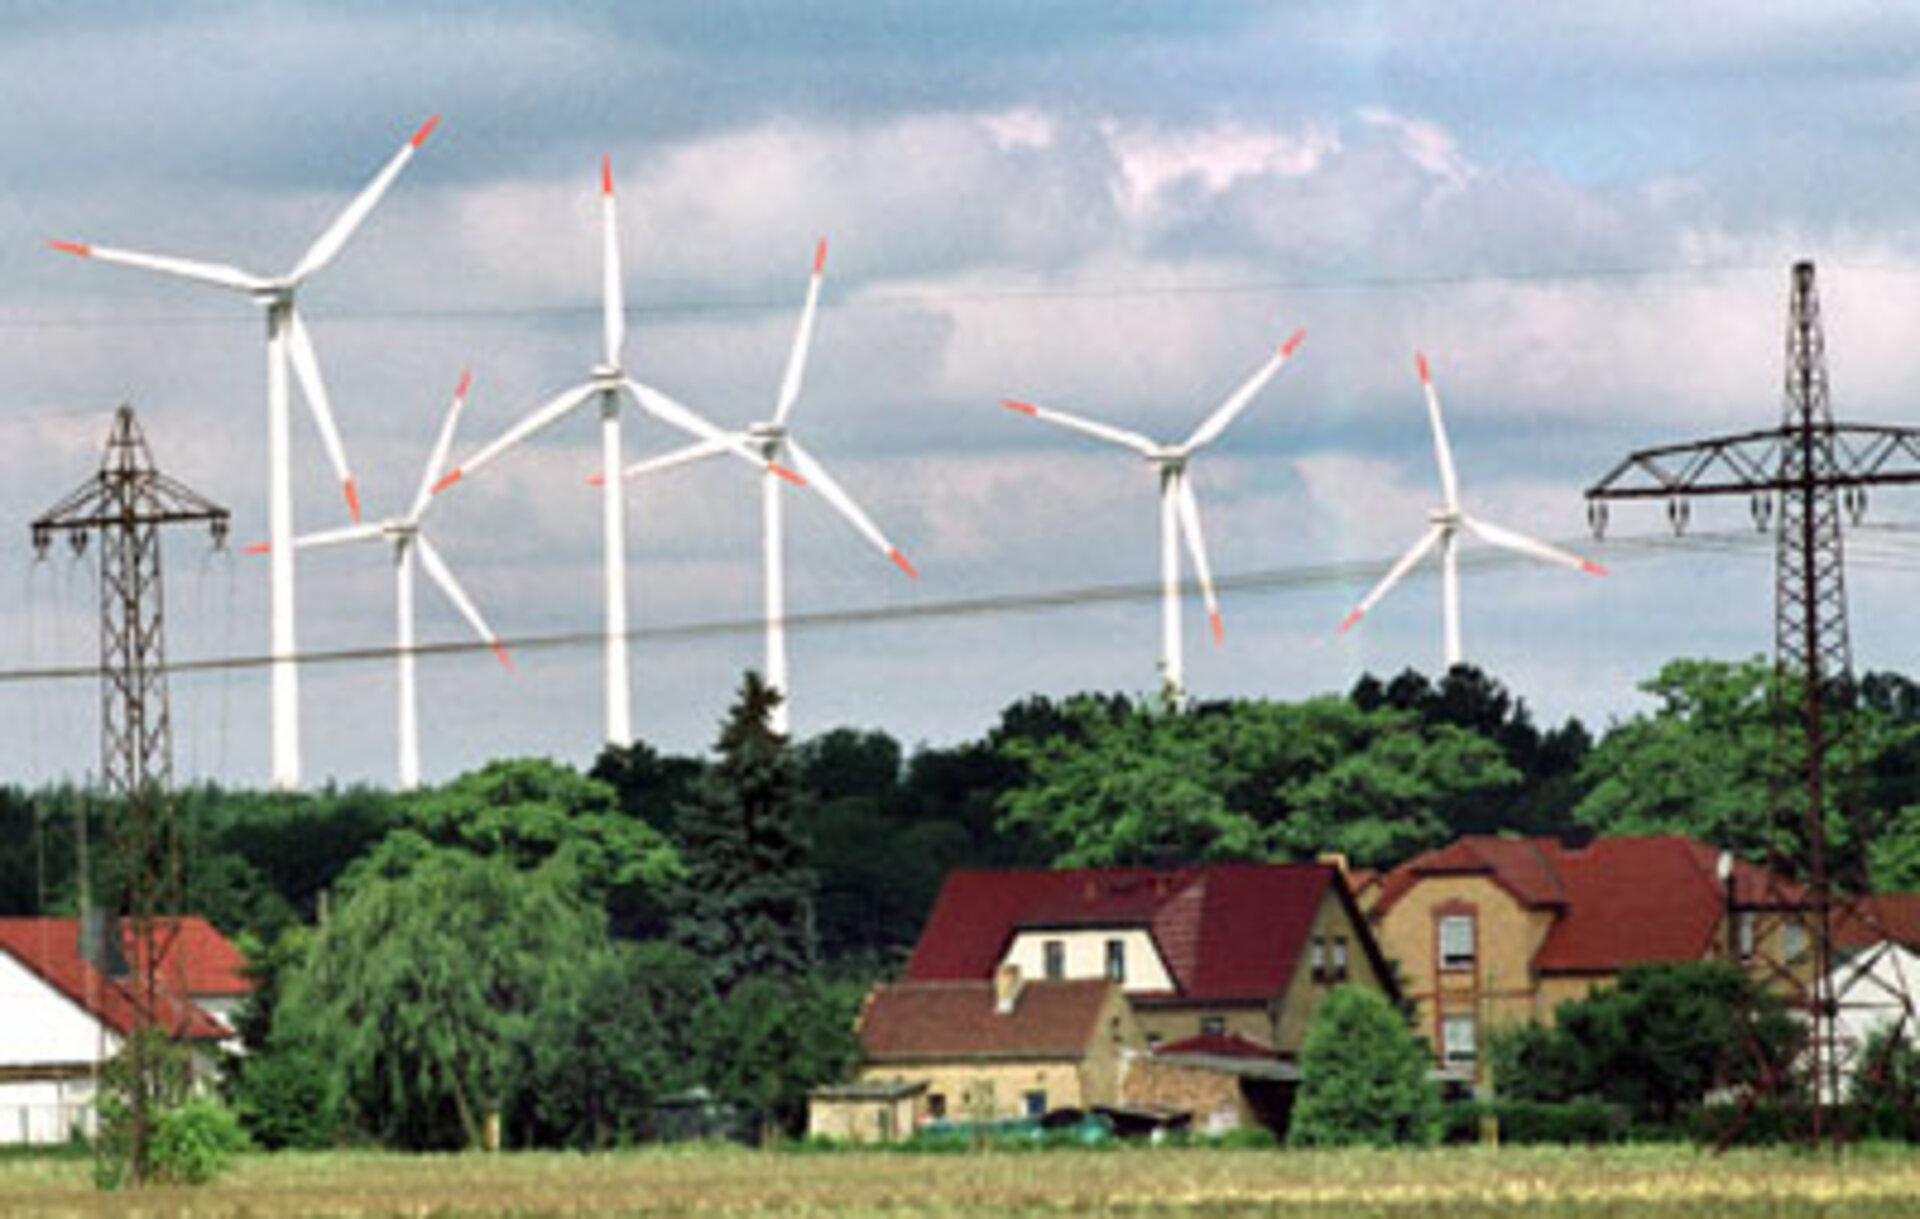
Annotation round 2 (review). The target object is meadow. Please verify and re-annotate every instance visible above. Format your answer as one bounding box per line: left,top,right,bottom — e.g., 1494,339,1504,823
4,1144,1920,1217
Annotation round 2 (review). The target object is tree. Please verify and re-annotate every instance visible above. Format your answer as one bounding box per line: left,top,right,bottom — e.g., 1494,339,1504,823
698,973,861,1143
1288,986,1440,1147
590,739,706,842
671,673,818,993
279,851,606,1149
355,758,681,935
998,696,1263,866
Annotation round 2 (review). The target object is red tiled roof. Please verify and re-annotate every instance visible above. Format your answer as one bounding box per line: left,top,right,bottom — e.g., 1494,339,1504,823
1835,894,1920,953
1154,1031,1276,1060
1375,835,1804,975
0,917,244,1041
859,980,1115,1062
905,863,1339,1004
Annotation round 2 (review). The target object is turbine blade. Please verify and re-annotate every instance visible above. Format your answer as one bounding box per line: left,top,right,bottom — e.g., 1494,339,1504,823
1174,476,1223,644
49,241,267,294
411,369,472,521
286,308,361,521
625,379,805,484
787,438,916,577
416,535,512,669
602,157,625,369
1000,399,1158,455
1418,353,1461,512
773,239,827,426
617,435,733,482
435,381,599,493
1183,328,1305,452
1461,514,1609,576
289,115,439,283
1340,525,1446,634
292,522,386,550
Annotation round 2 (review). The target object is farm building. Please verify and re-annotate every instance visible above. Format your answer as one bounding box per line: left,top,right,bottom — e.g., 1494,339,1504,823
0,917,249,1145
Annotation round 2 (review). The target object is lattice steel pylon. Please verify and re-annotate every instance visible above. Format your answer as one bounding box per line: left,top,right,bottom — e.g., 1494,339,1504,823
32,405,227,1184
1587,261,1920,1146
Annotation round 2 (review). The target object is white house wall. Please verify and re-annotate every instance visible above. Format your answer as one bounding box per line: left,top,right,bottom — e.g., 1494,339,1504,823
0,949,118,1067
0,1078,98,1146
1002,928,1175,993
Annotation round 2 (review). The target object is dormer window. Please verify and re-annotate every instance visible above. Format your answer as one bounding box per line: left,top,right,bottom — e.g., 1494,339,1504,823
1043,939,1066,980
1105,938,1127,983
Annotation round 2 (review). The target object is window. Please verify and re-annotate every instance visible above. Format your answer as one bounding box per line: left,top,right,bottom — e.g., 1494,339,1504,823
1105,938,1127,983
927,1093,947,1121
1200,1015,1227,1037
1310,936,1328,983
1736,913,1756,960
1784,920,1809,964
1043,939,1065,980
1331,935,1350,984
1441,1015,1477,1069
1023,1090,1048,1118
1438,914,1477,972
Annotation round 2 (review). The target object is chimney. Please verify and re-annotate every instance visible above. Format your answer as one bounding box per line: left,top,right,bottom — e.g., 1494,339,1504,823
995,962,1024,1015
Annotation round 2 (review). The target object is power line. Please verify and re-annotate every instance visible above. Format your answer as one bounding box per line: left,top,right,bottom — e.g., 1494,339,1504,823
15,520,1920,689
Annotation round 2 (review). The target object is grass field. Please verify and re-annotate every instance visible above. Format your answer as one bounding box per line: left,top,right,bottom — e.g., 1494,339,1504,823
4,1143,1920,1216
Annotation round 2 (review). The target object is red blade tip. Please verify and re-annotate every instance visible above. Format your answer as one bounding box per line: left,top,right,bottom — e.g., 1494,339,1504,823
1210,609,1225,645
343,478,362,522
772,463,807,487
431,468,463,495
492,643,516,672
890,549,919,579
1582,560,1609,577
454,369,472,401
1002,399,1039,417
410,115,441,149
1417,352,1430,384
1339,609,1364,634
813,239,828,274
243,542,270,556
1281,329,1305,357
602,156,614,196
48,240,92,258
588,472,606,487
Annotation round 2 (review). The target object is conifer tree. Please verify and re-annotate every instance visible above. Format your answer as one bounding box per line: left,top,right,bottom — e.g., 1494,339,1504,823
670,672,817,993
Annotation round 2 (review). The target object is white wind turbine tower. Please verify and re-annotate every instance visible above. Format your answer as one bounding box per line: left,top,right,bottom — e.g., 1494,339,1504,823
52,115,441,790
616,240,916,737
259,371,509,790
1338,353,1608,669
1002,331,1305,699
431,158,802,748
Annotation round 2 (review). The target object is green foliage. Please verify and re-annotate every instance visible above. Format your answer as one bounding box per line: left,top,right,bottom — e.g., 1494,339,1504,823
672,673,818,993
230,1038,339,1150
280,850,606,1150
1494,964,1800,1129
697,973,862,1142
1441,1099,1627,1145
93,1029,195,1189
1289,986,1440,1148
147,1099,250,1185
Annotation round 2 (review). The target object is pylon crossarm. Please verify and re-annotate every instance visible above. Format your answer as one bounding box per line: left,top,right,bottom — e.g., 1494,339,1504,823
1587,423,1920,502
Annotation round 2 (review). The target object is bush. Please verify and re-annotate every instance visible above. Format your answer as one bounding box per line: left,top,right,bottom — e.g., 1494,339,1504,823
1442,1099,1628,1145
1289,986,1440,1148
149,1099,250,1185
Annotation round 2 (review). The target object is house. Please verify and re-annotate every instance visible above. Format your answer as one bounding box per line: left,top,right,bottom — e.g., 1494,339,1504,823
1366,835,1811,1084
837,968,1142,1134
0,917,250,1145
905,862,1393,1052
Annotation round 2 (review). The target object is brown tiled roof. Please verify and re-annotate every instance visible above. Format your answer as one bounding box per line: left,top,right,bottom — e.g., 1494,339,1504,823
1153,1031,1276,1060
859,979,1115,1062
1835,894,1920,953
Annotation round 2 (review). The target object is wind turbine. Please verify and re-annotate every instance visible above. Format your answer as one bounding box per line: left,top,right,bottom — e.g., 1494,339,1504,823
430,158,802,748
255,371,509,790
614,240,916,737
1338,353,1607,669
1001,330,1305,699
51,115,441,790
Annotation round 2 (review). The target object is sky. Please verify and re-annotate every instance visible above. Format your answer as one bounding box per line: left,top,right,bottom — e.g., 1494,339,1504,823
8,2,1920,789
